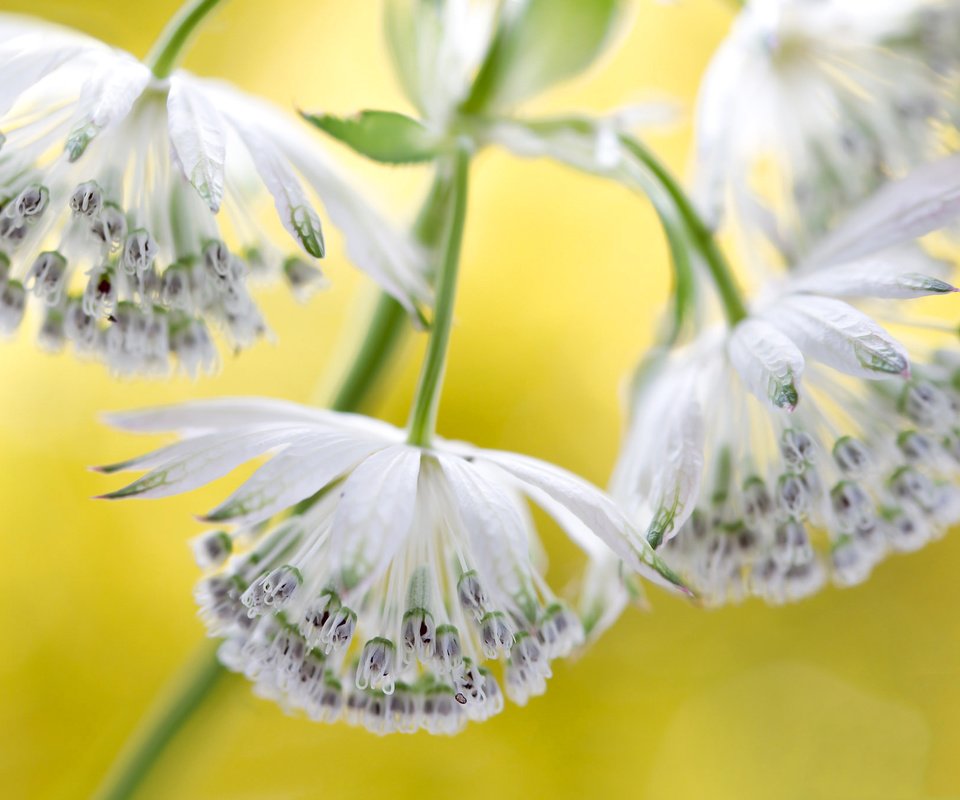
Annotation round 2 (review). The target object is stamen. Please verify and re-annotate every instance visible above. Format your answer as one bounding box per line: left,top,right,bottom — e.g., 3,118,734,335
122,230,159,276
70,181,103,218
0,280,26,334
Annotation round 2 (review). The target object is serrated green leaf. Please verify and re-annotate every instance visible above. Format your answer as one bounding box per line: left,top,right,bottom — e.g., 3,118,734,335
301,109,447,165
462,0,623,113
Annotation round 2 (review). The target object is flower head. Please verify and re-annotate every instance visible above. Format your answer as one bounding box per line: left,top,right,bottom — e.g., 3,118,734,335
99,398,683,733
384,0,625,126
613,238,960,605
695,0,960,257
0,16,427,375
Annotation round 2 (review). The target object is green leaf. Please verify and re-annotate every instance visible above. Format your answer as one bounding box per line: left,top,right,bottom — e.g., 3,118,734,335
462,0,624,114
301,109,447,165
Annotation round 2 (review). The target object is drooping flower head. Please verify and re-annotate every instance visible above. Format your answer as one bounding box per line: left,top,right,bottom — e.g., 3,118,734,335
695,0,960,258
99,399,684,734
613,174,960,606
0,15,427,375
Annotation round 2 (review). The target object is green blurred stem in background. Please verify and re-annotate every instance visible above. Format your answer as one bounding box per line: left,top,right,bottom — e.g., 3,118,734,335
146,0,230,79
94,643,225,800
329,167,454,413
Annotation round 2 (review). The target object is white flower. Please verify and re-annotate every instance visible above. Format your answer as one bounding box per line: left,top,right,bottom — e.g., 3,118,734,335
613,240,960,606
0,15,427,375
384,0,626,127
98,398,684,734
695,0,960,257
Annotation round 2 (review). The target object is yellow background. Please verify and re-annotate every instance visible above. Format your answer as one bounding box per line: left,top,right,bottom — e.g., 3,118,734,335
1,1,959,798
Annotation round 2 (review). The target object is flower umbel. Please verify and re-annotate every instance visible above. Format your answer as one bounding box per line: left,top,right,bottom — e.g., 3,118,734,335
695,0,960,256
98,399,684,734
614,236,960,605
0,16,426,375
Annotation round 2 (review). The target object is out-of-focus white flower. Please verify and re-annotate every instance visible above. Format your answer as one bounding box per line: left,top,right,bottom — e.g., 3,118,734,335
0,15,427,376
380,0,627,126
98,398,685,734
695,0,960,258
613,217,960,606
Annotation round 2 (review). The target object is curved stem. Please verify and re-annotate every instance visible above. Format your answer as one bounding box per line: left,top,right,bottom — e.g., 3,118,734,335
477,115,743,329
617,135,749,326
146,0,229,79
406,146,471,446
94,642,225,800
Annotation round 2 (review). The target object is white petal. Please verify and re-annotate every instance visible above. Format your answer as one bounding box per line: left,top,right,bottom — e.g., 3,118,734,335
167,76,228,213
103,398,401,440
66,55,150,156
788,255,957,299
767,295,910,380
99,425,312,499
292,157,429,311
728,319,805,411
438,455,537,604
805,154,960,267
476,450,687,592
223,112,325,258
691,29,749,227
198,78,430,311
610,364,705,545
0,37,90,117
327,445,421,591
205,431,388,525
204,431,391,525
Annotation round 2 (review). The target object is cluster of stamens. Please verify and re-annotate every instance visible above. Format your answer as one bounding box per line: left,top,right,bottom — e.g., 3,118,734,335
0,172,323,375
190,494,585,735
661,354,960,605
0,74,325,375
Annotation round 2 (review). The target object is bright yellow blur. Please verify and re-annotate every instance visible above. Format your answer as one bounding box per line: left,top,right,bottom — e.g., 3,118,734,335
1,1,959,798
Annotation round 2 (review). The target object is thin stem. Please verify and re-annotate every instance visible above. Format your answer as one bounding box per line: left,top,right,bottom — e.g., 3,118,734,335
94,641,225,800
145,0,229,79
406,145,471,446
618,135,749,326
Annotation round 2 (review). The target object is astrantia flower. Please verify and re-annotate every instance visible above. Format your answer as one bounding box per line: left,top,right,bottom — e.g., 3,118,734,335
386,0,625,124
98,399,684,734
0,16,426,375
695,0,960,256
612,245,960,606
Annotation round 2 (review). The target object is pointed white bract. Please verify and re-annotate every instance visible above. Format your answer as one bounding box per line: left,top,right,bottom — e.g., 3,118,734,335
99,400,684,734
0,16,427,375
615,240,960,606
694,0,960,257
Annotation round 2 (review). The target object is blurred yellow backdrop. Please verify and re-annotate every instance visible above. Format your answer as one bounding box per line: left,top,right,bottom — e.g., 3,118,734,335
1,1,959,798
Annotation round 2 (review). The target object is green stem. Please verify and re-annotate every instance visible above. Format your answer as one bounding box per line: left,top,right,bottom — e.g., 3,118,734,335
94,641,225,800
406,146,471,446
145,0,229,79
330,292,407,412
618,135,749,326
